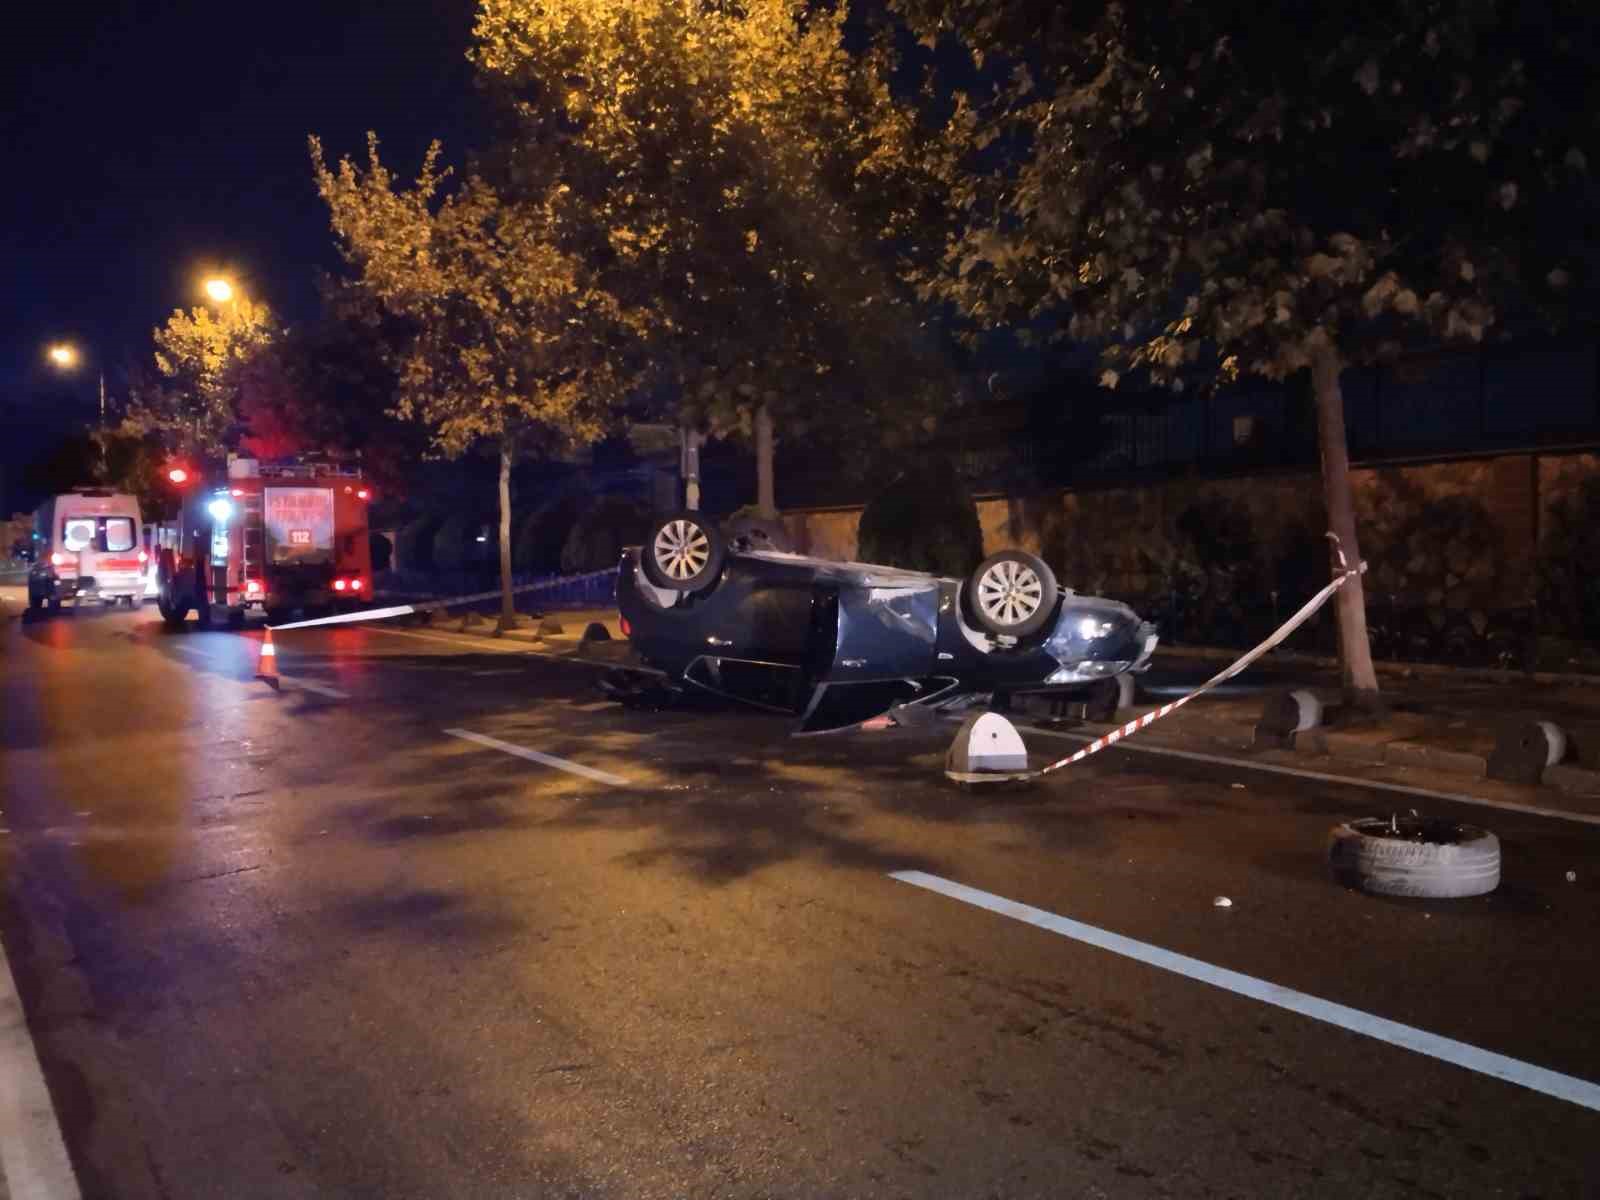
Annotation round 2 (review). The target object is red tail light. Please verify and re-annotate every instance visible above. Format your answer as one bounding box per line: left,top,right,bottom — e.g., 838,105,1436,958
357,488,370,500
350,578,363,591
245,579,262,595
619,615,632,637
138,550,149,564
333,579,348,592
50,552,67,568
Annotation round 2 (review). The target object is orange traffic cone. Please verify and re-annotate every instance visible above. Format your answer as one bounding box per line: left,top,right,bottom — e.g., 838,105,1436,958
256,628,280,690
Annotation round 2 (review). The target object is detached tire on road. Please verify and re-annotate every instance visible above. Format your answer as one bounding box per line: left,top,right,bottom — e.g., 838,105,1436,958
1328,817,1501,898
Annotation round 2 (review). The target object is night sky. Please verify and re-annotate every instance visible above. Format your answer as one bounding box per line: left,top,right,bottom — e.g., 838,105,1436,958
2,0,486,511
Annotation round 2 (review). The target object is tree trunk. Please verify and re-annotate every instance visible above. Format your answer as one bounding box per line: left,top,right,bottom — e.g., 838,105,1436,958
496,437,517,633
754,403,776,519
1311,346,1381,710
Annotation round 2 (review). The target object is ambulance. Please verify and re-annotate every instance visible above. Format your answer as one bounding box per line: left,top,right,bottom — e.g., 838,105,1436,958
27,489,147,611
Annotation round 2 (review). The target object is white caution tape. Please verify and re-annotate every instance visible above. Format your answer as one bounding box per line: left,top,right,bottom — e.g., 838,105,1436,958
267,570,614,632
1035,534,1365,778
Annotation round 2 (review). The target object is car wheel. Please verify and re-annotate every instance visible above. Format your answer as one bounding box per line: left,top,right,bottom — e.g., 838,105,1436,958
963,550,1060,639
724,513,793,554
642,511,726,593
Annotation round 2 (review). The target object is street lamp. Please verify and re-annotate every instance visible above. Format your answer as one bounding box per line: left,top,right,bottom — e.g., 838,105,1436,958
45,341,105,430
203,277,235,303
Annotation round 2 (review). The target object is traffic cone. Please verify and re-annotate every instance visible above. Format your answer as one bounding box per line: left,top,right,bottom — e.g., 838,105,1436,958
255,628,280,691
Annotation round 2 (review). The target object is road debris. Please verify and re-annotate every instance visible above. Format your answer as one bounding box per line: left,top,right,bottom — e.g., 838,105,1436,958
1213,896,1233,908
1568,871,1578,883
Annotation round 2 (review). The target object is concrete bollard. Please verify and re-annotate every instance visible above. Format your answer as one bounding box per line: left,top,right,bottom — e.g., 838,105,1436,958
1488,720,1569,785
581,621,611,643
1258,689,1326,743
538,615,566,636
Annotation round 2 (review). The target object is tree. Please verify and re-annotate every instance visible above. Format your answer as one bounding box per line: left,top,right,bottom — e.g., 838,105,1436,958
119,298,279,456
234,283,428,497
891,0,1599,707
472,0,943,516
312,135,635,630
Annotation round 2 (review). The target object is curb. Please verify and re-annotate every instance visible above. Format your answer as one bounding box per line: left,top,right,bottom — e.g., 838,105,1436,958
0,936,81,1199
1105,696,1600,798
1155,643,1600,689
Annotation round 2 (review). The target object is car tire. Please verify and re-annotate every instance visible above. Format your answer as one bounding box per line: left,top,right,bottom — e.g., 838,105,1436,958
642,511,726,593
158,580,188,628
724,513,794,554
963,550,1060,639
1328,817,1501,899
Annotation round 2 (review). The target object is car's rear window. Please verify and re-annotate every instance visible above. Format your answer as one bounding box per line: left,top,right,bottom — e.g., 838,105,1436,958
103,517,135,552
62,518,96,551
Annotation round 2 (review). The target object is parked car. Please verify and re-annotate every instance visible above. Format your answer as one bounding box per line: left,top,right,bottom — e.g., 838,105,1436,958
614,511,1158,733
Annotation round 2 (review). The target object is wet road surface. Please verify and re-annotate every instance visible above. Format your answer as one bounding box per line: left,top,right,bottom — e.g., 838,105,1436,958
3,602,1599,1198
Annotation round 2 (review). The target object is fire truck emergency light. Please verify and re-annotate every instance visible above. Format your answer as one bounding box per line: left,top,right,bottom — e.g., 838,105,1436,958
207,498,234,522
167,467,189,485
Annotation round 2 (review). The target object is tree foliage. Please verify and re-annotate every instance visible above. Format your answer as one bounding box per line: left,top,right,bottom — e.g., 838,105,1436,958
312,134,634,459
472,0,948,485
234,284,427,495
894,0,1599,384
120,298,279,455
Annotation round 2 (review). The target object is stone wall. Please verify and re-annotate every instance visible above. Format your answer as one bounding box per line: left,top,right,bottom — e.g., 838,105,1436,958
781,450,1600,667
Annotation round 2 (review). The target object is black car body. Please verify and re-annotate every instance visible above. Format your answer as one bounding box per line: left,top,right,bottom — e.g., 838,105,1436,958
617,542,1157,733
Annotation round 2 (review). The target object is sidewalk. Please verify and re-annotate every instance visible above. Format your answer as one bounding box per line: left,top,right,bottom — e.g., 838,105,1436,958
426,605,623,644
1092,649,1600,802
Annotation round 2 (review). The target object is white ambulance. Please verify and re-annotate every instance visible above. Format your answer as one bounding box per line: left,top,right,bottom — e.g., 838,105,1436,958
27,489,147,611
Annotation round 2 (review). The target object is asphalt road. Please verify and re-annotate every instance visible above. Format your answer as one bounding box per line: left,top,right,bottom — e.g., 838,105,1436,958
2,602,1598,1199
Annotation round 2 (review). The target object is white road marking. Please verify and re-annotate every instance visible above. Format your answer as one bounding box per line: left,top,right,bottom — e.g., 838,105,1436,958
1024,724,1600,829
0,935,82,1199
169,644,350,700
891,870,1600,1114
278,674,351,701
443,728,629,786
568,701,613,713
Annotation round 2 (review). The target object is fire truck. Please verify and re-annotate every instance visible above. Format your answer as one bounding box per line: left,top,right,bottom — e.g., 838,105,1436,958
155,455,373,627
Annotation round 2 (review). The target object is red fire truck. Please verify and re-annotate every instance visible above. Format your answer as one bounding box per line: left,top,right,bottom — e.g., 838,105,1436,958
155,455,373,627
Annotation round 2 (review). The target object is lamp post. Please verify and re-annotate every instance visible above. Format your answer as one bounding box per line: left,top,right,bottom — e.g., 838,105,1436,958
46,341,108,474
46,342,106,430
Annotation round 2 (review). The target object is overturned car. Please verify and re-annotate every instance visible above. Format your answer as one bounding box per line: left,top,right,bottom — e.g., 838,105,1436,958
613,511,1158,733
